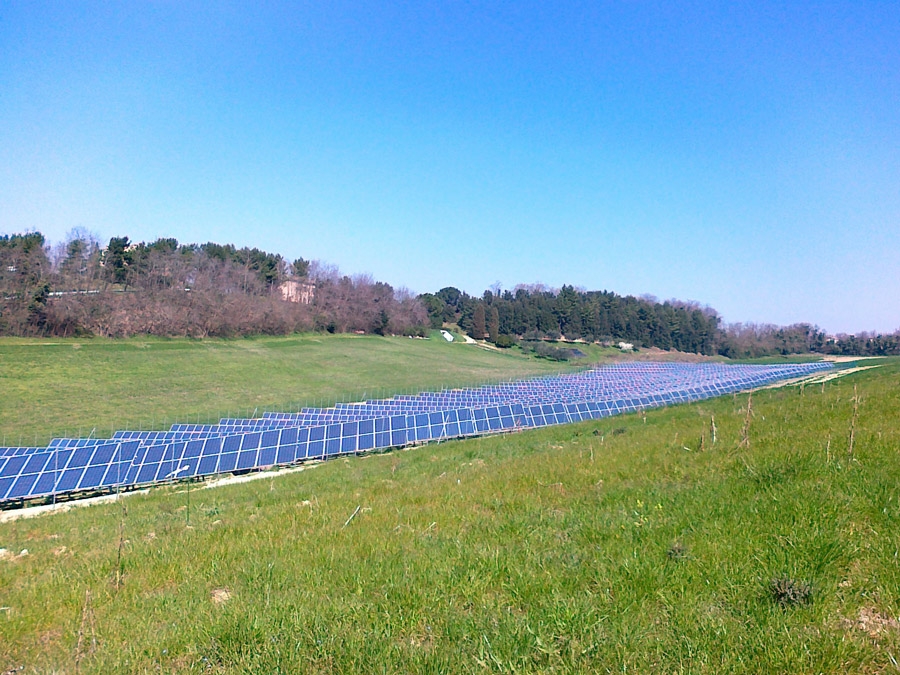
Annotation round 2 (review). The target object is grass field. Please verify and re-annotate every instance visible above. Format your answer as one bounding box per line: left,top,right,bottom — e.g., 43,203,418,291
0,334,619,446
1,352,898,672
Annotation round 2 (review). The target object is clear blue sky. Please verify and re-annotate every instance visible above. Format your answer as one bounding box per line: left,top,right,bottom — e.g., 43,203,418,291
1,2,898,334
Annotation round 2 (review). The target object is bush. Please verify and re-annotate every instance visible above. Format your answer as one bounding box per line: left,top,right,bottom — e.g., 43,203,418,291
525,341,578,361
494,334,517,348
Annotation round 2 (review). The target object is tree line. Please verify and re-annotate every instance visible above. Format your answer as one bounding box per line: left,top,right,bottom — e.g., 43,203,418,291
420,285,900,358
1,229,896,355
0,230,425,338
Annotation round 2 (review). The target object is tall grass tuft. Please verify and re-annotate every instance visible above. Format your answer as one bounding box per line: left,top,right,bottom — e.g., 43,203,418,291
848,383,860,457
114,495,127,591
74,589,97,671
769,577,812,607
739,392,753,448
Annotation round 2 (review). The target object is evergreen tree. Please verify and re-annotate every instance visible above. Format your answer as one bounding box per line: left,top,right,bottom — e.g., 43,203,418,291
0,233,51,334
470,303,486,340
418,293,446,329
103,236,132,286
488,306,500,342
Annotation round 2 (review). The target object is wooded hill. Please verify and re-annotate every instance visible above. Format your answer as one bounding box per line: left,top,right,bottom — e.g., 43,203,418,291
420,286,900,358
1,230,897,356
0,232,425,338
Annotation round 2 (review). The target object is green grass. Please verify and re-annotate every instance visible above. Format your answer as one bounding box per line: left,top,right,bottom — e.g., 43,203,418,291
1,358,898,672
0,333,602,445
729,353,833,365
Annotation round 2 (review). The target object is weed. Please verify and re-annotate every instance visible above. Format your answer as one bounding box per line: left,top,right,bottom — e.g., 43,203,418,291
848,383,860,457
769,577,812,607
667,541,689,560
739,392,753,448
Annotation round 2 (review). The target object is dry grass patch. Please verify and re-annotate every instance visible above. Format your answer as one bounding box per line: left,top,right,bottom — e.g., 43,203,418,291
210,588,232,606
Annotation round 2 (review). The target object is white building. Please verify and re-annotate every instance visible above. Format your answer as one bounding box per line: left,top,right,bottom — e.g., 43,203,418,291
279,279,316,304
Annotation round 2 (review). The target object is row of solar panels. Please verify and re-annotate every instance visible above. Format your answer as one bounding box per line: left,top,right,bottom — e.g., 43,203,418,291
0,361,833,505
268,364,828,417
3,362,835,466
3,362,835,461
194,364,829,430
0,400,646,502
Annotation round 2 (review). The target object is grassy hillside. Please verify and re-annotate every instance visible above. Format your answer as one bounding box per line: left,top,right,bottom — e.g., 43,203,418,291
0,334,615,446
1,359,897,672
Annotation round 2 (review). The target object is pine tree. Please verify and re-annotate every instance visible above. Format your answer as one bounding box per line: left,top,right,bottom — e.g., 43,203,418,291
488,306,500,342
470,303,486,340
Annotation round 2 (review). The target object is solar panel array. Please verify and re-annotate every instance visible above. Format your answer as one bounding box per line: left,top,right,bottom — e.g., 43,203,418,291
0,361,832,505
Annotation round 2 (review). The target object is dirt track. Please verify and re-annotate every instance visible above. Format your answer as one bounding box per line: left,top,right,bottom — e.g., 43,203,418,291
822,355,885,363
752,364,882,391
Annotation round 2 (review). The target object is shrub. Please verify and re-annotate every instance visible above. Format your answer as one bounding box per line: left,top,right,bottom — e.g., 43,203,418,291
527,342,575,361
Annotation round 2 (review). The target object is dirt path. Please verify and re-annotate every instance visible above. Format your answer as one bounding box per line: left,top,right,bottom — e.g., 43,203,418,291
200,463,316,490
822,355,886,363
0,464,321,523
752,364,882,391
0,489,150,523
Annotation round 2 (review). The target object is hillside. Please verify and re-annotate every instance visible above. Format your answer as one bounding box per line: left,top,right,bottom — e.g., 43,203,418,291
0,334,619,446
1,357,897,672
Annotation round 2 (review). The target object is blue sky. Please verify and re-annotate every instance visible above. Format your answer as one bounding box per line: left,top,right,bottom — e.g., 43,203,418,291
1,2,898,334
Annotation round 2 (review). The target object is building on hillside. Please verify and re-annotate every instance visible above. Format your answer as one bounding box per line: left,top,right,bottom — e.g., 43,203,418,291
279,279,316,304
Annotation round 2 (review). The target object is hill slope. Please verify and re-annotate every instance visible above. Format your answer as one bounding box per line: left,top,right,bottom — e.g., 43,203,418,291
0,358,897,672
0,334,612,446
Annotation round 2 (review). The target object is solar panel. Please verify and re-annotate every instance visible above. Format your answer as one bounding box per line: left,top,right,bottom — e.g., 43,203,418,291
0,361,834,505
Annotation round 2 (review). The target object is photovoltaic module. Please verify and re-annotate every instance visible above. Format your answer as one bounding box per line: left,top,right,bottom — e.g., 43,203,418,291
0,361,832,505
